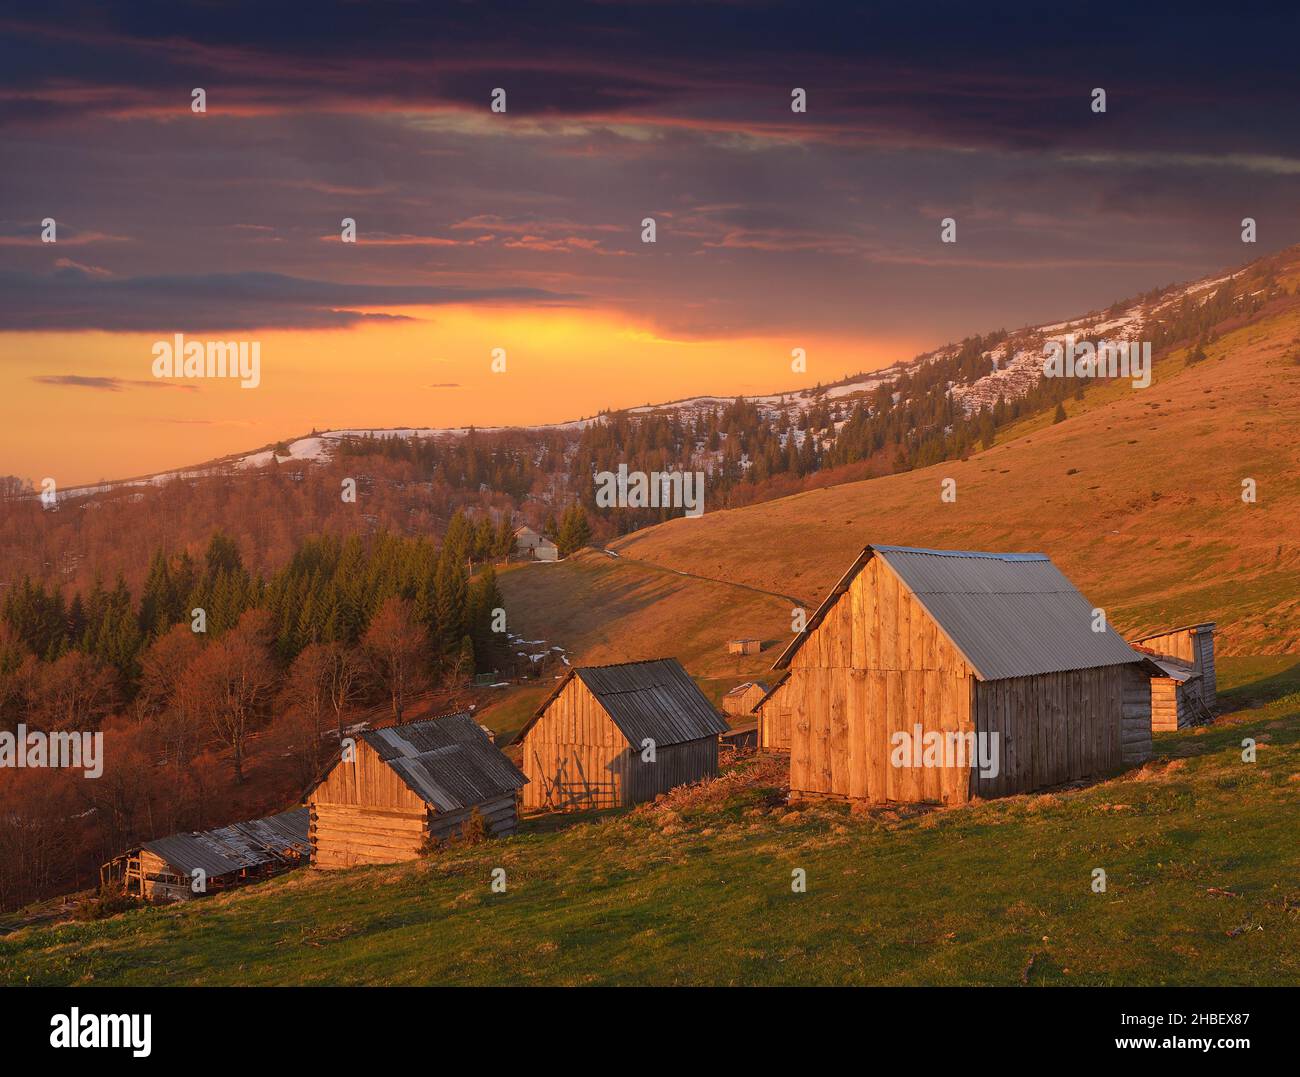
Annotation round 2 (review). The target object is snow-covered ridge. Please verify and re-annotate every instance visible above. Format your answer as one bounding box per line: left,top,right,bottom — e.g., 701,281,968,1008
41,268,1244,503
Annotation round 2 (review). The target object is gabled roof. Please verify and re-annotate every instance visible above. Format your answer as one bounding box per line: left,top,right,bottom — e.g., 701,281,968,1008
725,680,769,698
140,807,309,880
521,658,729,747
772,544,1145,682
360,712,527,812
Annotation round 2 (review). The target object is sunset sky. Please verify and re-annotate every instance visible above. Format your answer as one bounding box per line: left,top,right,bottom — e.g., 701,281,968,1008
2,3,1298,485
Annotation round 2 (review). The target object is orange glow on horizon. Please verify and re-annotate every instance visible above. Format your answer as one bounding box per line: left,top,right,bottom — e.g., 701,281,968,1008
0,308,924,487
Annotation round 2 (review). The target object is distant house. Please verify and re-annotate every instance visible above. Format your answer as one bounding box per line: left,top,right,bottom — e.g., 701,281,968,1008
1129,623,1217,729
755,544,1158,803
308,712,527,868
727,638,762,656
515,525,559,561
722,680,769,717
518,658,729,812
102,808,309,902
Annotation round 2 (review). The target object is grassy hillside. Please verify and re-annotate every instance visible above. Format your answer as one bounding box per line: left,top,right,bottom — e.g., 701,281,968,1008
500,278,1299,665
3,656,1296,986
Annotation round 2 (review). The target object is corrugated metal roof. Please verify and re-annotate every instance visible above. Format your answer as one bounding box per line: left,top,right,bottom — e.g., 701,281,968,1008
1151,658,1200,682
141,807,309,880
773,544,1145,681
521,659,728,748
575,660,730,747
361,712,527,812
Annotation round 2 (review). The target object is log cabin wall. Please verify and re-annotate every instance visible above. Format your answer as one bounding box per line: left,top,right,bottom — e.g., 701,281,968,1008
1121,663,1154,764
521,677,626,811
427,794,519,842
310,739,429,868
778,557,978,803
1150,678,1182,732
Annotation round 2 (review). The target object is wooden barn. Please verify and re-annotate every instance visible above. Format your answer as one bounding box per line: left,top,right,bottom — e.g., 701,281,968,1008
727,638,762,656
754,544,1158,804
722,680,770,717
102,808,309,902
518,658,729,812
308,712,527,868
1129,622,1217,729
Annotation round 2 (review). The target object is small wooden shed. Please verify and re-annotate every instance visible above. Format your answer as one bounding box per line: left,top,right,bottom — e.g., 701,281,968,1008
102,808,310,902
727,638,762,656
308,712,527,868
518,658,729,812
754,544,1158,803
722,680,770,717
1129,622,1217,716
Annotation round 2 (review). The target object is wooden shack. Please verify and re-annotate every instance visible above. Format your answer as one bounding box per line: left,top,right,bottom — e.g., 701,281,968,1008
308,712,527,868
518,658,729,812
727,638,762,656
754,544,1157,803
722,680,769,717
102,808,309,902
1129,622,1217,722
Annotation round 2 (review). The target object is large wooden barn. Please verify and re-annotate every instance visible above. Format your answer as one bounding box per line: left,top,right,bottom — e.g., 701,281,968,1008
754,544,1157,804
1129,622,1217,729
102,808,310,902
308,712,527,868
518,658,729,812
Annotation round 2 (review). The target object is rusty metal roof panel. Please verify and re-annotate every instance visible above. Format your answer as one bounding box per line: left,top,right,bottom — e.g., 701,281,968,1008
574,659,729,747
141,807,309,880
362,712,527,812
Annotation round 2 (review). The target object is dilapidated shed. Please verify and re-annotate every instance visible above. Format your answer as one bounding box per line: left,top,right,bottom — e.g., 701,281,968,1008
755,544,1157,804
1129,622,1217,726
308,712,527,869
103,808,310,902
518,658,729,812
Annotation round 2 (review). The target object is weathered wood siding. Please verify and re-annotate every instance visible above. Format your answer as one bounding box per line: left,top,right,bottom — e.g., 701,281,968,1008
521,678,720,811
773,557,978,803
1139,627,1216,709
764,556,1138,802
1121,663,1153,764
310,738,522,867
521,677,626,810
1150,677,1185,732
723,683,766,716
973,665,1126,797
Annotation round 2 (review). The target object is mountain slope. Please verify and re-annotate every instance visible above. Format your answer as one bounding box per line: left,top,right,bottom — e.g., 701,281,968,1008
500,271,1300,661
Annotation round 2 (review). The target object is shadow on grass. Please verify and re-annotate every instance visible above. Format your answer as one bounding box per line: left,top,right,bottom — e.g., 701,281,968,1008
518,805,626,835
1219,660,1300,710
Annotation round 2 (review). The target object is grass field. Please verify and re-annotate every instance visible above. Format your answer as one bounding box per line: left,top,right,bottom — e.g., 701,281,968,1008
3,656,1296,986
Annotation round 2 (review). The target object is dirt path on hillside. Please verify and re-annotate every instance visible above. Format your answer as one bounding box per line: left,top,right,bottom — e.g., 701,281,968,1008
599,547,813,610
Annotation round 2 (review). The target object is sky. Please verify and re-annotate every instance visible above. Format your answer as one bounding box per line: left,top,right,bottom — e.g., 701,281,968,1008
2,2,1298,485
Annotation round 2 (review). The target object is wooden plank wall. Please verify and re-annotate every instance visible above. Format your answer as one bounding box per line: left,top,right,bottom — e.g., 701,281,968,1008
973,665,1125,797
521,678,721,810
622,737,718,805
780,558,977,804
1197,631,1217,708
310,738,429,868
521,677,626,811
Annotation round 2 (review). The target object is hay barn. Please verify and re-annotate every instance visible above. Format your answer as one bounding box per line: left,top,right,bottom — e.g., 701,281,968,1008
518,658,729,811
1129,623,1217,729
727,638,762,655
722,680,770,717
308,712,527,868
102,808,309,902
755,544,1157,804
